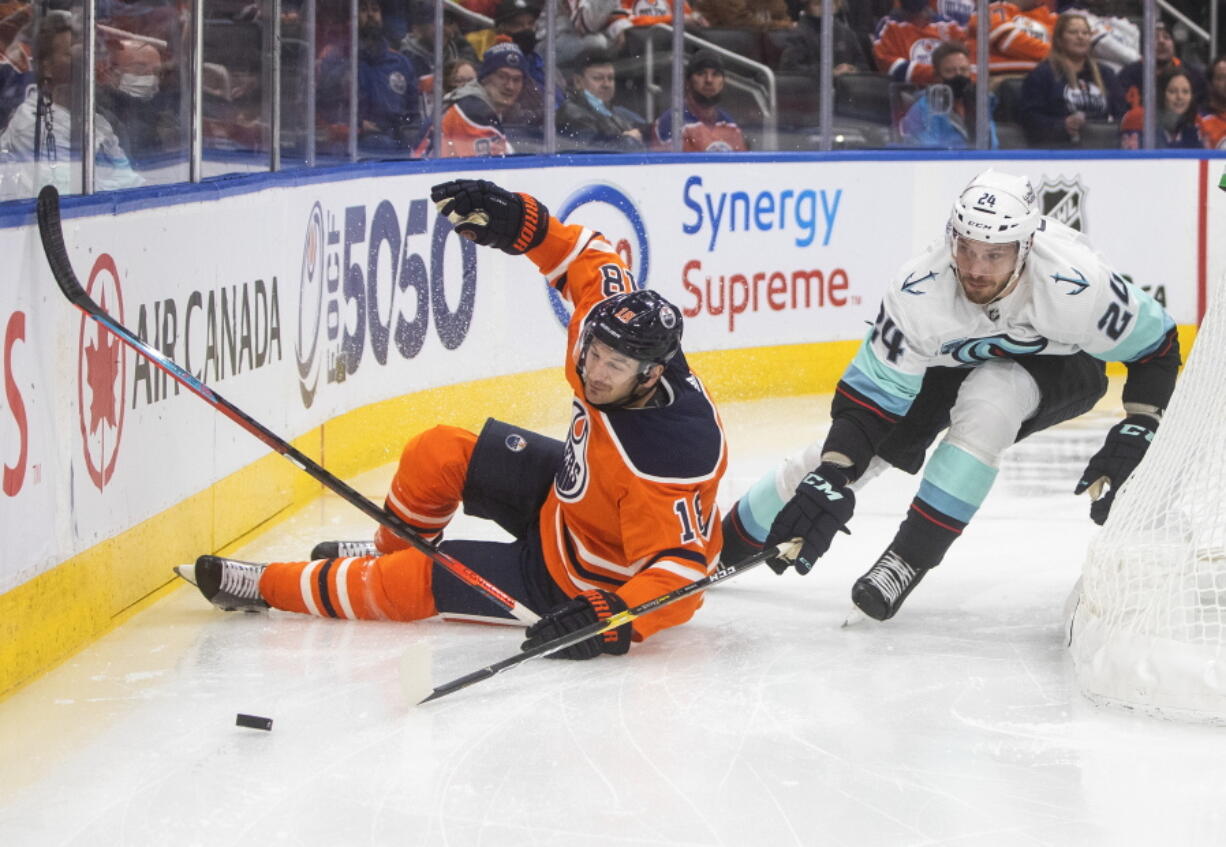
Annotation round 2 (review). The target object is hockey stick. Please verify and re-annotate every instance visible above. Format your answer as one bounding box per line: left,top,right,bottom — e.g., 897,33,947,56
418,539,802,704
36,186,539,625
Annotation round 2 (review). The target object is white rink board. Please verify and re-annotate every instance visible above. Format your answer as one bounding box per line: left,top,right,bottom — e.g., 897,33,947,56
0,156,1213,593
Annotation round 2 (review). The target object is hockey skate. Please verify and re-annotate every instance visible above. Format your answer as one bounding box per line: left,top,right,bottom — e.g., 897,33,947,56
310,540,378,559
851,549,928,621
174,555,269,612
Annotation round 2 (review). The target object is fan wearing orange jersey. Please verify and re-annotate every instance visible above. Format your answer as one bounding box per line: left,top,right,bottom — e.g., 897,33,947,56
966,0,1055,75
175,179,728,660
874,0,966,86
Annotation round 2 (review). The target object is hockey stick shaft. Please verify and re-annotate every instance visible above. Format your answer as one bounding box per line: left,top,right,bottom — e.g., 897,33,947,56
419,539,802,704
37,186,538,625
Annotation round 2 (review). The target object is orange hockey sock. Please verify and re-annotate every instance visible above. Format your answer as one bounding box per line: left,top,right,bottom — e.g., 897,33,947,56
376,425,477,553
260,548,438,621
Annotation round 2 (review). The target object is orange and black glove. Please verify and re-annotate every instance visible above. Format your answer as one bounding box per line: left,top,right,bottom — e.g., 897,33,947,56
521,589,631,660
430,179,548,255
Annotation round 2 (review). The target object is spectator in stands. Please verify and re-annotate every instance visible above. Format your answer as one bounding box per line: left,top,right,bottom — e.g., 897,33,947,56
0,12,142,196
1119,66,1204,149
653,48,747,152
1060,0,1138,73
617,0,707,31
778,0,869,78
1018,11,1126,146
899,40,998,148
468,0,540,58
537,0,629,67
1202,55,1226,150
416,39,526,157
319,0,423,157
873,0,965,86
401,2,479,73
445,57,479,94
556,47,646,151
696,0,791,31
96,37,177,168
1118,20,1206,111
966,0,1056,77
929,0,974,26
0,0,32,131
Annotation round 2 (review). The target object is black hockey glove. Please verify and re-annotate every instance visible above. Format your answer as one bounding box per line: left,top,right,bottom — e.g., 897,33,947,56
764,463,855,575
521,589,631,660
430,179,549,255
1074,414,1157,525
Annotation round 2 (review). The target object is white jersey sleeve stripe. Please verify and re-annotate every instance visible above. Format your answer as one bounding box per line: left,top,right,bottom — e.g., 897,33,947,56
334,557,357,620
299,560,322,616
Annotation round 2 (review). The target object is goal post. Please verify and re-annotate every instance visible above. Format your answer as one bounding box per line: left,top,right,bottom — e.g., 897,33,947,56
1069,278,1226,724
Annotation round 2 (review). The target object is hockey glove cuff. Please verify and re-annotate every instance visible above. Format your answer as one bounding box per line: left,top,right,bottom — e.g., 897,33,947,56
431,179,549,255
1074,414,1157,525
765,462,855,575
521,589,631,660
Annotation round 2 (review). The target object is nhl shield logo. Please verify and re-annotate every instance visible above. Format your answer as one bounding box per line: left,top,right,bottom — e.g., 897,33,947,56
1038,176,1087,232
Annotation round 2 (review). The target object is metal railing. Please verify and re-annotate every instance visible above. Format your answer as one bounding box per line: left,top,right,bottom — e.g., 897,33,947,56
642,23,777,152
3,0,1218,200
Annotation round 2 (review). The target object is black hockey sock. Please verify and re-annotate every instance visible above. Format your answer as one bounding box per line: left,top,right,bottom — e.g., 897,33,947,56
890,496,968,571
720,502,764,564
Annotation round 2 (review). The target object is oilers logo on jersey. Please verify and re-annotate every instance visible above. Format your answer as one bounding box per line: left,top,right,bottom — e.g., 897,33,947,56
555,399,592,502
941,334,1049,364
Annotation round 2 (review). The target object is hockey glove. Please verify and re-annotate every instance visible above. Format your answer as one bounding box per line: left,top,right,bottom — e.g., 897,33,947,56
1074,414,1157,525
521,589,631,660
430,179,549,255
764,463,855,575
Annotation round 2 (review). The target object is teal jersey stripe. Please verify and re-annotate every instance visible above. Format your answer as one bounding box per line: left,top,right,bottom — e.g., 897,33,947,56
1093,289,1176,363
918,442,1000,522
841,334,924,417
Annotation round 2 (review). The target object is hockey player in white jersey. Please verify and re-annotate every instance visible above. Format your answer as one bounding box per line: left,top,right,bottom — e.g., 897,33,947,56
722,168,1180,621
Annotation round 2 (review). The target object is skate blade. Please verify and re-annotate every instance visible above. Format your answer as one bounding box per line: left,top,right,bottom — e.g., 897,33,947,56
172,564,197,587
841,606,869,628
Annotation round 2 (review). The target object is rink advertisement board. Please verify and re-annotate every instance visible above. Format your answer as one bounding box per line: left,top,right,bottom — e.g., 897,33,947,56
0,155,1216,600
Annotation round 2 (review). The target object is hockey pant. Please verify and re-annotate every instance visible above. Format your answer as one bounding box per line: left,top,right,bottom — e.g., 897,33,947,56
259,418,570,624
729,354,1107,568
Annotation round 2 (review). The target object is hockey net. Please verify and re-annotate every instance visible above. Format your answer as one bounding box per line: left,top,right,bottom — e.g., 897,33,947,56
1070,282,1226,724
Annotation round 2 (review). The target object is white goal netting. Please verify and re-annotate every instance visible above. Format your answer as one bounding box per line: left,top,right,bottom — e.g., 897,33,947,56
1070,283,1226,724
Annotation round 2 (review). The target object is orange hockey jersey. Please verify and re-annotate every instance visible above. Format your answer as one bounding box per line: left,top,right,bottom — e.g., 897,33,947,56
966,3,1055,74
873,13,966,86
616,0,692,27
522,218,728,640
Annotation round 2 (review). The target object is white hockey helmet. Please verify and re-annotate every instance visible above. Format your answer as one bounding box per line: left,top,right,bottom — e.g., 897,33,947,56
948,169,1041,286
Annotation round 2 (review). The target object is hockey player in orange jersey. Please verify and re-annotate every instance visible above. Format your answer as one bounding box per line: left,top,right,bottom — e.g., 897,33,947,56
175,179,728,659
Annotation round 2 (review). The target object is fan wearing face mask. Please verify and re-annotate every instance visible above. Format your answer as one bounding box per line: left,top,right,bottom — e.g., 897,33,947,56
899,40,999,148
96,37,173,168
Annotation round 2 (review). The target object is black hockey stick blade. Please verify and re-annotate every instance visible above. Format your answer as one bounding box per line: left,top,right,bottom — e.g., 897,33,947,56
418,539,802,704
36,186,539,625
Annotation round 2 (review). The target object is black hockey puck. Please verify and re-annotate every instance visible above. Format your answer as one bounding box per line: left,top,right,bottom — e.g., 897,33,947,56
236,713,273,731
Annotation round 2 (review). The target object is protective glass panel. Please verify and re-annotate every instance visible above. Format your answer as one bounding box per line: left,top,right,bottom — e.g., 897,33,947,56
0,2,85,200
201,0,273,177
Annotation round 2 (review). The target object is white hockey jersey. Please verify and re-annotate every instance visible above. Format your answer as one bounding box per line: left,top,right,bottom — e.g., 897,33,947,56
842,217,1175,419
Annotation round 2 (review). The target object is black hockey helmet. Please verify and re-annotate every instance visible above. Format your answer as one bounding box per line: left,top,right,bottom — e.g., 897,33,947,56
579,289,683,383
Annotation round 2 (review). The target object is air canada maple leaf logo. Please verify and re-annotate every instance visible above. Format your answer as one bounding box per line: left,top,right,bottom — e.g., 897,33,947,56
77,254,127,490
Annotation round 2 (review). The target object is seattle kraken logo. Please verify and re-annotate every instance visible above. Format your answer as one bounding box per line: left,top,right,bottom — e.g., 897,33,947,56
1052,268,1089,295
555,400,591,502
942,334,1048,364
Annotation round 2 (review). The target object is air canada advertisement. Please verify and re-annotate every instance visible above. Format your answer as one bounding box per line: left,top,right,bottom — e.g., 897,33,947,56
0,157,1211,589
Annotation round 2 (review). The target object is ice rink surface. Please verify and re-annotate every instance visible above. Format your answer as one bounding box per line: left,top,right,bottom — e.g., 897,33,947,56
4,395,1225,847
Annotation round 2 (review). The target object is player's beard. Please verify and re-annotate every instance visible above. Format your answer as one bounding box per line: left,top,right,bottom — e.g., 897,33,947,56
691,90,721,107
